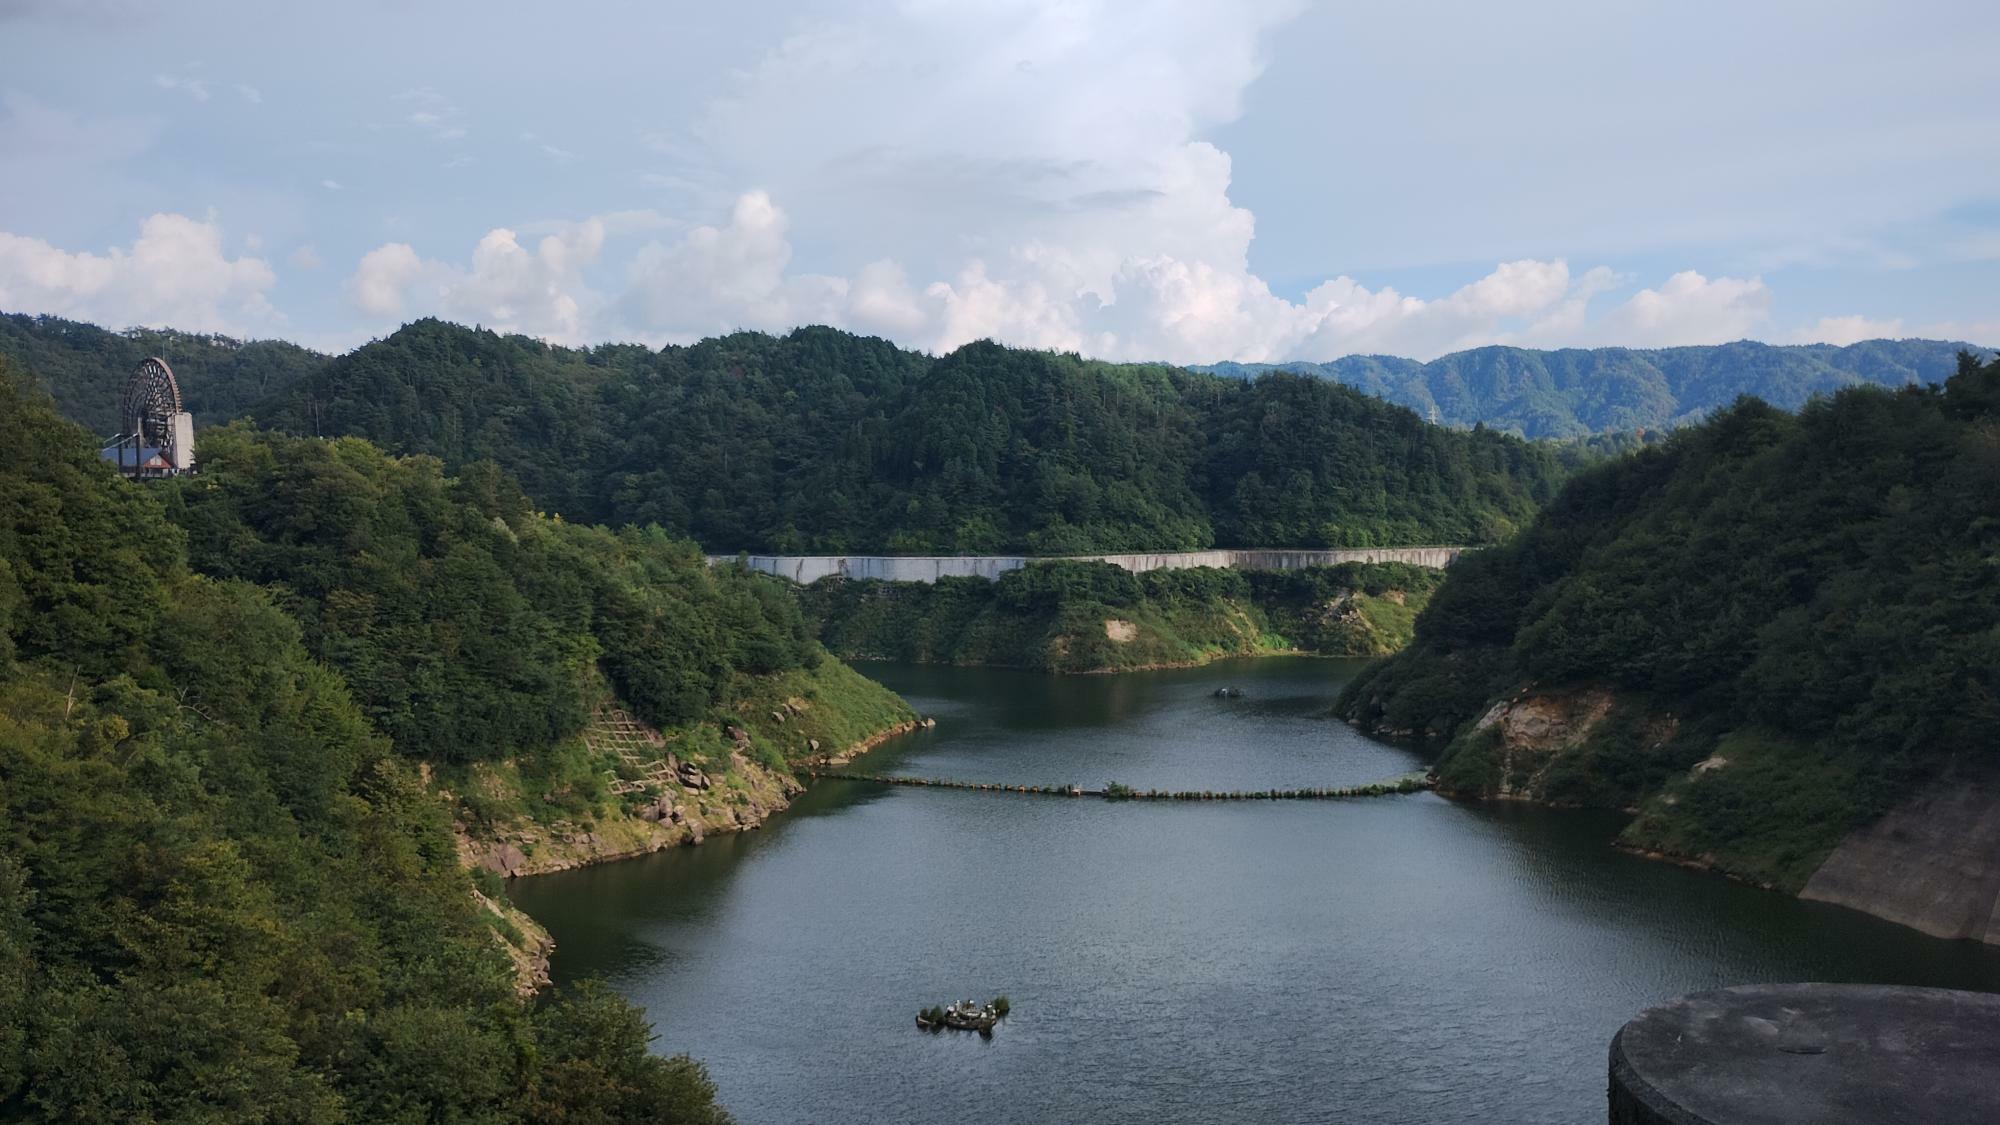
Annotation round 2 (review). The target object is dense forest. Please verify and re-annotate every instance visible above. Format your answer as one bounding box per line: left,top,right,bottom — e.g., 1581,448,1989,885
1338,352,2000,889
0,312,328,435
0,359,746,1122
161,424,825,762
804,561,1444,673
1199,338,1991,439
248,322,1567,552
13,314,1987,547
5,315,1567,553
154,421,912,845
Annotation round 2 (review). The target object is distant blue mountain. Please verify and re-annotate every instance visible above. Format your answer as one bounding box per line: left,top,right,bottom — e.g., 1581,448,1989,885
1193,338,1996,438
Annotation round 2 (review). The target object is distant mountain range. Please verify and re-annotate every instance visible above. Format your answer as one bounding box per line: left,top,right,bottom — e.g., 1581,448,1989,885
7,309,1993,449
1195,338,1994,438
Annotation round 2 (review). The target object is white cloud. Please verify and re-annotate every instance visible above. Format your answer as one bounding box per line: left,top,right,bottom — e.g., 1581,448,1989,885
333,3,1832,360
349,243,424,316
1792,314,1907,346
155,72,210,101
603,188,1773,361
0,212,277,334
592,2,1778,361
617,191,846,342
288,243,322,271
320,179,342,191
235,83,262,104
1930,319,2000,347
348,220,606,342
1588,271,1772,348
360,186,1788,360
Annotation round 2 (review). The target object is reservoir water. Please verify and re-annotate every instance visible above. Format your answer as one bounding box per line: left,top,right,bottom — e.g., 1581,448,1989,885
512,658,2000,1124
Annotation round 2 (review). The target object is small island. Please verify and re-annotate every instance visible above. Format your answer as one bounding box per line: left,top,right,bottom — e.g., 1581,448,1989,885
917,996,1011,1033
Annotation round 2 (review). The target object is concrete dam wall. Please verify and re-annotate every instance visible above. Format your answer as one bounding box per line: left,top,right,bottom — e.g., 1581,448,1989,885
709,546,1465,585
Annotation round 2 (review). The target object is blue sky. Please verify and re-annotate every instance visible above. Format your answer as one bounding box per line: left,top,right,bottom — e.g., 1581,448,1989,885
1,0,1996,361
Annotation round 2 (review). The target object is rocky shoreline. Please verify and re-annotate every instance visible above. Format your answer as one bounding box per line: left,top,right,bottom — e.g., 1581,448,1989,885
454,715,926,993
812,717,937,766
455,748,808,881
1351,692,2000,946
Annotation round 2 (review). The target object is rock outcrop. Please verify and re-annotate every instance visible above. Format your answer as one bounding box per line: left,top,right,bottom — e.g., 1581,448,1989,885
1802,770,2000,945
458,749,804,879
474,888,554,997
1435,688,2000,946
1453,687,1618,800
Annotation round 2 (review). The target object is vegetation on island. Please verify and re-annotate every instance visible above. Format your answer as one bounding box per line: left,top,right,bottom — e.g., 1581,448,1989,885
1339,352,2000,889
801,559,1444,672
1199,337,1992,439
0,360,736,1122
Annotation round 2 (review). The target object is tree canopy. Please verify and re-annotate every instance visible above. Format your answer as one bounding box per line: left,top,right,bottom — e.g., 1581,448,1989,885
1340,352,2000,887
245,320,1567,552
0,359,737,1122
162,425,818,763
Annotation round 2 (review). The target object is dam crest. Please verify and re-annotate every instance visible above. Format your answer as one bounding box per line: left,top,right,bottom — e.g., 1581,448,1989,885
709,546,1464,584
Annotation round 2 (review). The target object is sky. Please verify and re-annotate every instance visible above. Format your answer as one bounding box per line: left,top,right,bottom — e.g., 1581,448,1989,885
1,0,1997,362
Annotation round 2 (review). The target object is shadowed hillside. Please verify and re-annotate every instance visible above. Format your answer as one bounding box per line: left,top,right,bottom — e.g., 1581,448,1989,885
1339,351,2000,925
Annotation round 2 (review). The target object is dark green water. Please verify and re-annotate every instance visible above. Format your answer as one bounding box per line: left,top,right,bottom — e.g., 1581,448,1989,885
511,658,2000,1124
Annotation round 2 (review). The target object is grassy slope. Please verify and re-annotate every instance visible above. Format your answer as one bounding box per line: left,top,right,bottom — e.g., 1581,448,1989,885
447,659,915,874
1341,357,2000,893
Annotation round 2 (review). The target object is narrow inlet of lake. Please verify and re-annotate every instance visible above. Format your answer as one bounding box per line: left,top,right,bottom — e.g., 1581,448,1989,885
511,657,2000,1125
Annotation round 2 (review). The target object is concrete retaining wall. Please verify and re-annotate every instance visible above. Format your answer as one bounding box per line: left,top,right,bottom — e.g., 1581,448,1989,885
709,546,1465,585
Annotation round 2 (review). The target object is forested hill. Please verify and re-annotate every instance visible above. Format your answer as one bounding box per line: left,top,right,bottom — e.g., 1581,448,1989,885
1197,338,1992,439
0,359,745,1121
243,320,1567,553
0,312,328,434
1338,351,2000,904
0,313,1567,553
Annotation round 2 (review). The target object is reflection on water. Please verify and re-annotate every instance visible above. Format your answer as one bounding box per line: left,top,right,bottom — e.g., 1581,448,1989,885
513,658,2000,1125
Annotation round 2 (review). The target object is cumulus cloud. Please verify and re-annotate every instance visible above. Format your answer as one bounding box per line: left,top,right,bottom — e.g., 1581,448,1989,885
1588,271,1773,348
348,220,606,342
0,212,277,334
349,243,423,316
602,190,1769,360
334,2,1805,359
617,191,846,342
368,186,1781,360
602,2,1780,360
1793,315,1907,346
